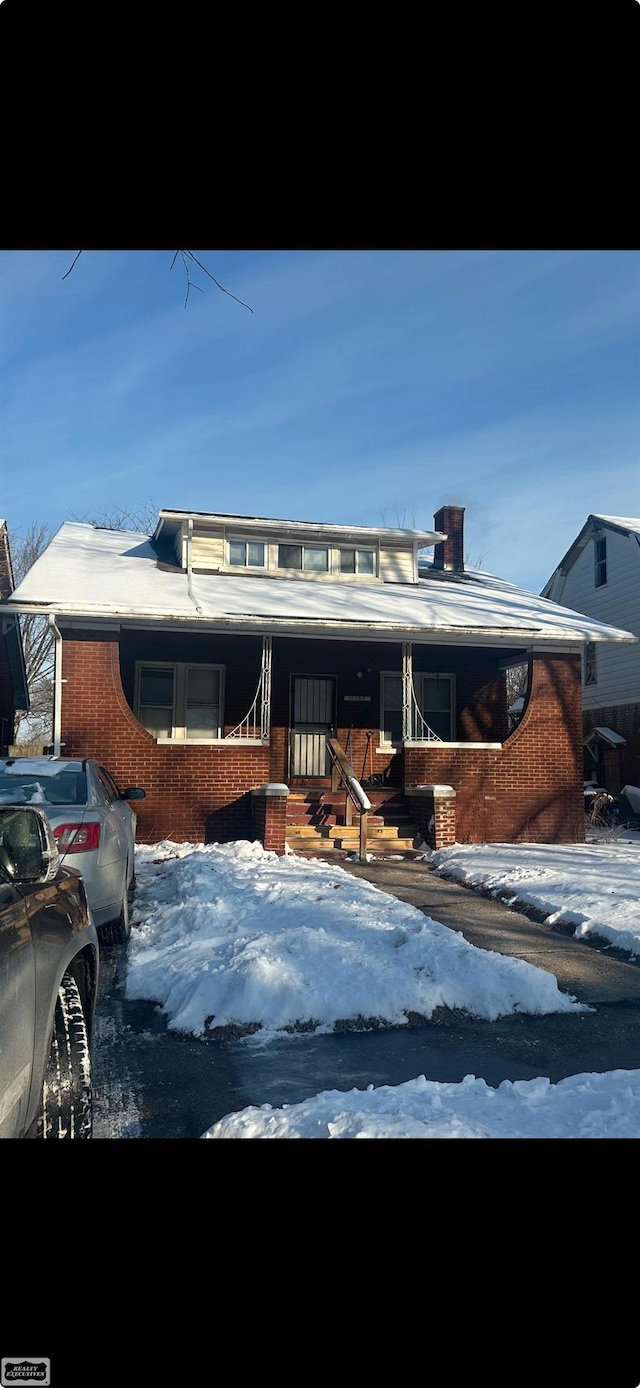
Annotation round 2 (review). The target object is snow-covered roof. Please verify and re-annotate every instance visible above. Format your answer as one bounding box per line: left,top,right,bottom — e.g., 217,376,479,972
2,522,637,647
584,727,627,747
591,515,640,536
155,509,444,546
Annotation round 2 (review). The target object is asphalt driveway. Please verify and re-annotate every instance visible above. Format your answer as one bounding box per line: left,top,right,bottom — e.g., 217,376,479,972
92,860,640,1139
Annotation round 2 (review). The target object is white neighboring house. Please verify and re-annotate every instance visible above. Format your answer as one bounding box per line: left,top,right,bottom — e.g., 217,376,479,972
542,515,640,796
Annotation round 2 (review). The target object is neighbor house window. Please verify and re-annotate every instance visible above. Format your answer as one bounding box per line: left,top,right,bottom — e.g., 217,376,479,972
584,643,597,686
380,672,454,744
339,548,376,575
594,537,607,587
228,539,265,567
278,544,328,572
136,663,223,739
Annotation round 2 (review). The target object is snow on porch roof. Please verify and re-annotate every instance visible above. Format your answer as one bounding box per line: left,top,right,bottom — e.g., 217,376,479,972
3,522,638,646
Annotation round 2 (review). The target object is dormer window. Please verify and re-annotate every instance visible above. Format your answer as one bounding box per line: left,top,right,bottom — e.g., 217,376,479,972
278,544,328,572
594,537,607,587
339,548,376,576
229,539,265,568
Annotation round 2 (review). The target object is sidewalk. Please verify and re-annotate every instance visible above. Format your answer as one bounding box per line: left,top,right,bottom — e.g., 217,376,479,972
337,856,640,1083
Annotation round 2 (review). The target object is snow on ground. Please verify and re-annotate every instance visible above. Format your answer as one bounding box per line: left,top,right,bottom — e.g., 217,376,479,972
430,837,640,957
202,1069,640,1138
127,840,584,1040
126,835,640,1138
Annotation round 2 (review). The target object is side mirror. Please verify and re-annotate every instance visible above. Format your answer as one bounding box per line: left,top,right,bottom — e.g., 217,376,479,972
0,806,61,883
121,787,146,800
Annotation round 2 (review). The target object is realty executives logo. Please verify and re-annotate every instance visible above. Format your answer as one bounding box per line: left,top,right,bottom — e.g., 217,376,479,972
1,1364,50,1387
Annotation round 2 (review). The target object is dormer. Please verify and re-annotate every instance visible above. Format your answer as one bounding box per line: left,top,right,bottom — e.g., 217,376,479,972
153,510,447,585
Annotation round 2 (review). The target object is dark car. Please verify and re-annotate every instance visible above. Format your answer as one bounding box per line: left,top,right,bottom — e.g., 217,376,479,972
0,803,99,1139
0,757,145,945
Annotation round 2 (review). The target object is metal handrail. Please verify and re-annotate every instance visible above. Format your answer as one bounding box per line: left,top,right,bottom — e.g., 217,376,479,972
327,737,370,861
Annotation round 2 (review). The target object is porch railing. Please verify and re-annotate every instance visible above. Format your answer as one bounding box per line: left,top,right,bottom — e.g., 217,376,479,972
225,636,272,741
327,737,371,862
402,642,443,742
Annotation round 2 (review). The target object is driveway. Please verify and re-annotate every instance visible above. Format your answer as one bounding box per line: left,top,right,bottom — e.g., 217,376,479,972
91,861,640,1139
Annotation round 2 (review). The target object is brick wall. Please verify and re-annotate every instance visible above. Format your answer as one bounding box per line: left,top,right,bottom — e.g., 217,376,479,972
405,654,584,843
60,630,270,843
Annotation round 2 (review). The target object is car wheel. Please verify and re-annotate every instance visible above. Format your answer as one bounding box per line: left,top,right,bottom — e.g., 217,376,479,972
98,884,131,946
37,972,92,1139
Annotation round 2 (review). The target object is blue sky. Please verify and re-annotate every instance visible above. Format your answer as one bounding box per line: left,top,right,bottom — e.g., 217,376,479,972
1,249,638,593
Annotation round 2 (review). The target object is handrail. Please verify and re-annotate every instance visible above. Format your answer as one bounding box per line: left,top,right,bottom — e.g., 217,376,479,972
327,738,370,861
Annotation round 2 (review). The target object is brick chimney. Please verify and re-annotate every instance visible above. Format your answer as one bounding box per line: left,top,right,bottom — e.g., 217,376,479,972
433,505,465,572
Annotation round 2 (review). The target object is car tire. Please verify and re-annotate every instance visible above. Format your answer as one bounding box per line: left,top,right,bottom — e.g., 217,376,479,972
37,972,92,1139
98,884,131,946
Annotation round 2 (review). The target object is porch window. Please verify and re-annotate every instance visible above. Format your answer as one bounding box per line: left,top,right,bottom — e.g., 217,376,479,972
228,539,265,567
584,642,597,686
421,675,454,741
339,548,376,575
278,544,328,572
380,671,454,745
594,537,607,587
135,663,223,739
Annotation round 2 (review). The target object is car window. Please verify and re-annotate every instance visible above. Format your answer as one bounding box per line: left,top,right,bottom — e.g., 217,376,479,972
95,767,120,803
0,767,87,806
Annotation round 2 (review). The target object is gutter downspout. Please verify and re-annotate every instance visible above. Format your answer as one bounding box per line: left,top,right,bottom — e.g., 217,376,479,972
49,615,63,756
186,518,203,615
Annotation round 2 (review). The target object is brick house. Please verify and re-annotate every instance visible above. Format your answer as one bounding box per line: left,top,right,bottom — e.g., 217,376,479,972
0,520,29,752
542,515,640,796
2,504,635,854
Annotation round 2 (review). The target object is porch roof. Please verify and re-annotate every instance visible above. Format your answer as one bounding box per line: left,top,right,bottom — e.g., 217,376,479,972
3,522,637,648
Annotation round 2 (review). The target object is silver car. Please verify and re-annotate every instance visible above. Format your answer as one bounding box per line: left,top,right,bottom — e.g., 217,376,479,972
0,757,145,944
0,803,99,1138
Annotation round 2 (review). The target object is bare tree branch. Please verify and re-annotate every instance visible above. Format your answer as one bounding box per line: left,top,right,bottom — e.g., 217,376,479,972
62,250,83,280
183,250,254,313
61,249,253,312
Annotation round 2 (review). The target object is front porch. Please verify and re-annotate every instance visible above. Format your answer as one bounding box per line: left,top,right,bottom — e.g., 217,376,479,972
57,625,585,849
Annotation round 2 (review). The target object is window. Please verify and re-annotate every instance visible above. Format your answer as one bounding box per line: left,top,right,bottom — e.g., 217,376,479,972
229,539,265,567
339,548,376,575
594,536,607,587
278,544,328,572
420,675,454,741
380,672,454,744
136,663,223,739
584,642,597,686
381,673,403,746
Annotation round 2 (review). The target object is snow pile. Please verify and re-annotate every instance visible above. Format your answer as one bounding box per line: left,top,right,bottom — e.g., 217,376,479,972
431,841,640,956
126,840,584,1039
202,1069,640,1139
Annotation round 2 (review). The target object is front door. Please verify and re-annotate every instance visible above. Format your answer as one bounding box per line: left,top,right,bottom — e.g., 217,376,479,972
290,677,335,778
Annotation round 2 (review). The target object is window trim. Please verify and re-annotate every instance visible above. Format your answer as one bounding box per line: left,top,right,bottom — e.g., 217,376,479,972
277,543,330,572
134,661,225,741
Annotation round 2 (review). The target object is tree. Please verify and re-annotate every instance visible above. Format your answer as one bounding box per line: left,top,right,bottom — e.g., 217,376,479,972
11,522,54,745
68,499,160,535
